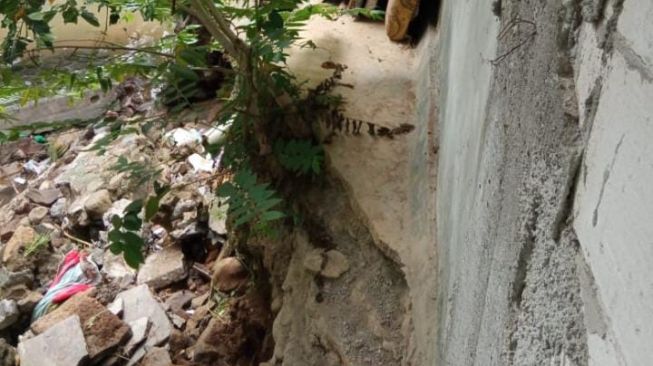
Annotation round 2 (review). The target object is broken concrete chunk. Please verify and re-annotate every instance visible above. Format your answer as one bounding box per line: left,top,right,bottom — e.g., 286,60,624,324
25,188,61,206
83,189,113,219
141,347,173,366
115,285,172,347
107,297,124,316
27,206,49,224
31,293,130,360
18,315,88,366
102,250,137,282
0,299,19,330
137,246,187,289
124,317,151,356
321,250,350,279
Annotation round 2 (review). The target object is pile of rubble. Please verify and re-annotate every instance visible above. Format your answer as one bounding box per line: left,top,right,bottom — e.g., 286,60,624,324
0,108,271,365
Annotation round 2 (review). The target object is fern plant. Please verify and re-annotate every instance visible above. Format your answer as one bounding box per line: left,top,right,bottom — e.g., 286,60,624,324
217,169,285,234
274,139,324,176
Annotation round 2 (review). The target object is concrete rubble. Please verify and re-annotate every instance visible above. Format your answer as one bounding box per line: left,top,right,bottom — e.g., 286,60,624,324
0,106,262,366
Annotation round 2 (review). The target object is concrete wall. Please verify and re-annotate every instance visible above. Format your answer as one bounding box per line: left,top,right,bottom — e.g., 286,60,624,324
572,1,653,364
434,0,653,364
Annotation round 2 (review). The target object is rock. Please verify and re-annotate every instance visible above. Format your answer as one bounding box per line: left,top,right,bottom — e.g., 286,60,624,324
49,198,67,219
102,198,131,228
303,249,324,273
141,347,173,366
28,206,49,224
31,292,130,360
18,315,88,366
25,188,61,206
115,285,172,347
0,299,19,330
1,284,42,313
321,250,350,279
1,226,36,271
137,247,187,290
102,250,136,283
124,317,151,355
0,217,22,242
172,199,197,220
83,189,113,219
0,267,33,291
208,197,228,235
17,290,43,314
191,292,209,309
13,197,31,215
212,257,249,293
107,297,123,316
165,290,193,313
170,314,186,329
0,338,17,366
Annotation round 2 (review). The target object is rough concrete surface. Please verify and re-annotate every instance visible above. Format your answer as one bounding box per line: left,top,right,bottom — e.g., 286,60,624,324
436,0,653,365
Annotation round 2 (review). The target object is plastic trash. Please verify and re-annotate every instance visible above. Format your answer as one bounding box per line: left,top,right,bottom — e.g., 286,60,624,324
23,159,50,175
188,153,214,173
164,128,203,147
32,250,101,321
33,135,47,144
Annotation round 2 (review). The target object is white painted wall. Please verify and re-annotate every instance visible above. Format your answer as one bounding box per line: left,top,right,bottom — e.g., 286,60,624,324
573,1,653,365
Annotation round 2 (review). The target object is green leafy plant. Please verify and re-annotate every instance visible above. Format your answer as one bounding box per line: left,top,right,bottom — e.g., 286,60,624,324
108,182,169,268
274,139,324,176
24,233,50,257
217,169,285,234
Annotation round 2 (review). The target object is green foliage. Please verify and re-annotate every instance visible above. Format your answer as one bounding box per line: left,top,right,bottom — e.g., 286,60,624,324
274,139,323,176
217,169,285,234
24,233,50,257
108,182,168,268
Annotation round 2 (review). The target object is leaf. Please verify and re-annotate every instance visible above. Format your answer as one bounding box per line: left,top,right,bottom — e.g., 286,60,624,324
111,215,122,229
261,210,285,222
109,242,124,255
27,12,44,21
122,241,144,268
145,196,160,221
80,9,100,26
122,213,142,231
124,200,143,214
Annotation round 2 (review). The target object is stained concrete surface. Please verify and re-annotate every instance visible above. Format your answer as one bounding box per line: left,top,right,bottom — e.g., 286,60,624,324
287,16,439,365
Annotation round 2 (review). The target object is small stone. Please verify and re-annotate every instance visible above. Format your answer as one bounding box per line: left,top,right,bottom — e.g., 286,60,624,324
321,250,350,279
0,217,22,242
0,267,33,290
0,299,19,330
18,315,88,366
165,290,193,313
28,206,49,224
137,247,187,290
102,250,136,282
170,313,186,329
49,198,67,219
31,293,130,360
115,285,172,347
107,297,123,316
212,257,249,293
124,317,151,355
17,291,43,314
25,188,62,206
1,226,36,271
83,189,113,219
303,249,325,273
0,338,17,366
141,347,173,366
191,292,209,309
